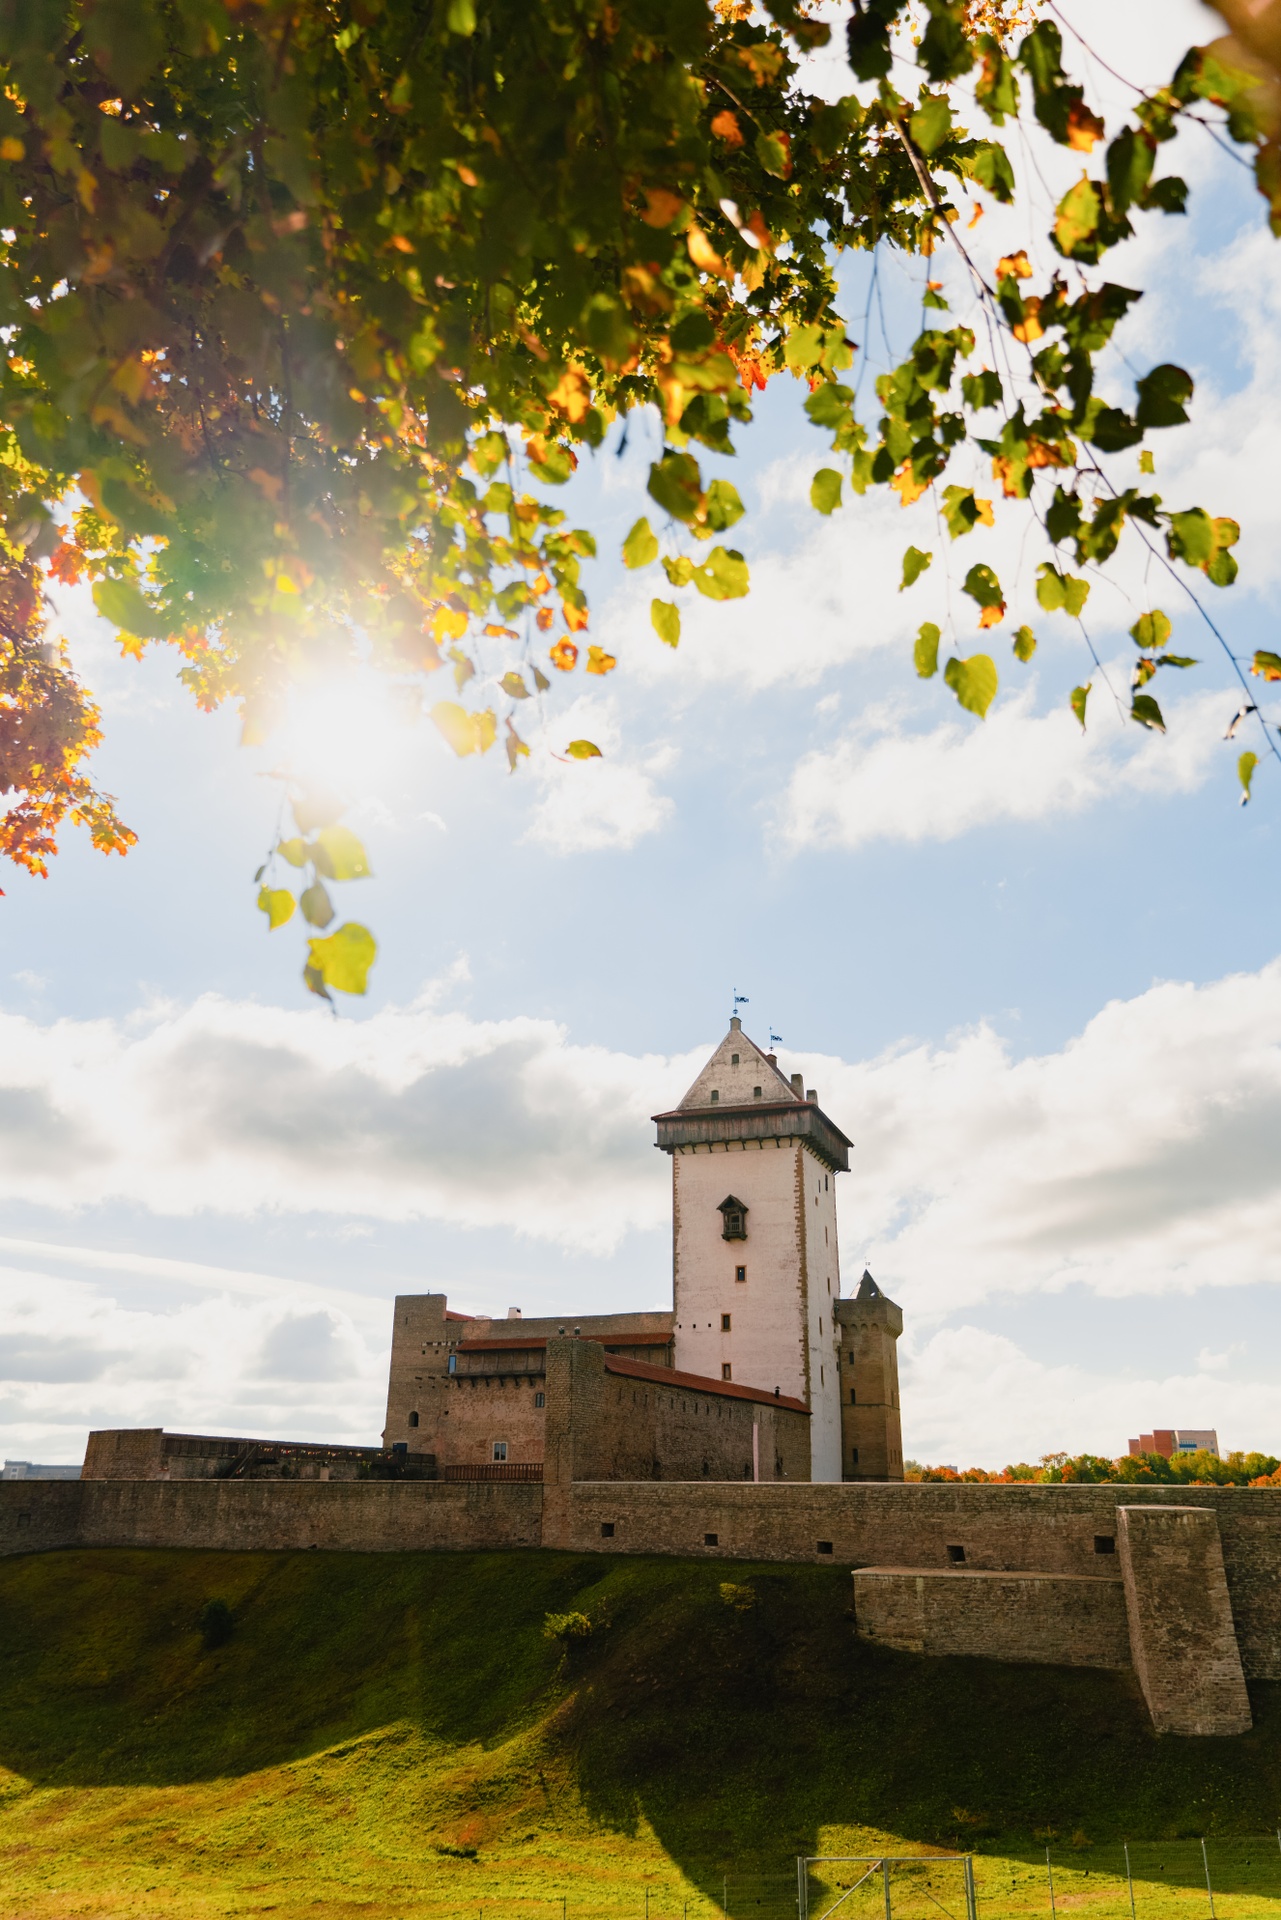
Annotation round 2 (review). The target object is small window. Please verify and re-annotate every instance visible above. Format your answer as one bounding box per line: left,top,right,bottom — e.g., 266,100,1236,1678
492,1441,508,1462
601,1522,615,1539
710,1089,719,1103
946,1544,966,1564
408,1410,419,1428
850,1387,857,1404
534,1391,545,1408
731,1052,740,1065
721,1313,732,1332
817,1541,833,1556
718,1195,748,1240
1094,1534,1115,1555
850,1447,859,1464
735,1265,746,1283
721,1363,732,1381
704,1532,719,1547
753,1085,762,1098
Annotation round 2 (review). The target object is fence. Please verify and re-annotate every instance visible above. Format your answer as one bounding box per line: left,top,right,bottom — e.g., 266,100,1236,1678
376,1837,1281,1920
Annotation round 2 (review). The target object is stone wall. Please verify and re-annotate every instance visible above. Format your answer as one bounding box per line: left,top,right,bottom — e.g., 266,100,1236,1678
1118,1504,1252,1736
852,1567,1131,1669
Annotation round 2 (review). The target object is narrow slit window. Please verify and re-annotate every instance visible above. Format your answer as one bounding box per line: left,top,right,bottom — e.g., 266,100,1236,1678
721,1363,732,1381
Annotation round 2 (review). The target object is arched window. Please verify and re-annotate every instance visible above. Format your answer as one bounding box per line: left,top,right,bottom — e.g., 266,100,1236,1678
717,1194,748,1240
408,1411,419,1428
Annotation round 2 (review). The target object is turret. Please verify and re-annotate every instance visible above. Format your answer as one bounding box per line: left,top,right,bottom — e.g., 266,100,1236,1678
834,1270,904,1481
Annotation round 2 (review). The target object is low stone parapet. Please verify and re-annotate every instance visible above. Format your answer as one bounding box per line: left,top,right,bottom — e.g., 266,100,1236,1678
852,1566,1130,1669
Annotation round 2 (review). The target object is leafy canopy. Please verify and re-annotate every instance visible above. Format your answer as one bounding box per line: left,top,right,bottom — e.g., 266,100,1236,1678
0,0,1278,987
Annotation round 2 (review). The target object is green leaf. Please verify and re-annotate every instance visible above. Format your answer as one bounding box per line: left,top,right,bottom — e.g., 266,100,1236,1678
277,837,309,868
622,517,659,568
910,92,954,156
961,369,1003,411
1166,510,1239,587
693,547,749,601
651,599,681,647
1130,693,1166,732
647,452,704,523
846,11,892,81
941,485,992,539
1036,564,1090,617
1251,650,1281,680
754,129,791,179
662,554,694,587
811,469,843,516
565,739,602,760
92,577,163,637
300,881,335,928
805,382,855,431
306,922,377,996
1159,655,1198,669
1239,750,1259,804
499,671,531,699
1139,450,1155,475
256,886,295,931
446,0,475,33
470,430,508,478
962,563,1004,612
1070,683,1091,730
1012,626,1036,662
901,546,932,590
1135,363,1192,430
914,622,940,679
969,142,1016,203
1129,610,1171,651
311,826,371,881
1054,174,1101,259
705,479,745,533
944,653,998,718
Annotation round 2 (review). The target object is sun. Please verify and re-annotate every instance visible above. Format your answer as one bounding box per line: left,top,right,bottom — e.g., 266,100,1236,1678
266,667,422,804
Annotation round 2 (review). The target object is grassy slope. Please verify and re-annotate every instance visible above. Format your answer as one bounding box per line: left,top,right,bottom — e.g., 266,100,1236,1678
2,1548,1281,1920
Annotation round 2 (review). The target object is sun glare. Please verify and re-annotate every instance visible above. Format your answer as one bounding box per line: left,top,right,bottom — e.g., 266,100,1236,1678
267,670,422,804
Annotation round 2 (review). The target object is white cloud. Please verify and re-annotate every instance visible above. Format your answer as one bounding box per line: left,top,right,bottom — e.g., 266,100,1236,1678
780,680,1225,849
522,695,675,853
0,989,687,1252
788,960,1281,1318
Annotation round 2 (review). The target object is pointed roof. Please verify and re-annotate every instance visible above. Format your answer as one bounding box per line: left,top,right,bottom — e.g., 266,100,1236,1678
652,1019,852,1171
675,1019,799,1111
856,1269,882,1300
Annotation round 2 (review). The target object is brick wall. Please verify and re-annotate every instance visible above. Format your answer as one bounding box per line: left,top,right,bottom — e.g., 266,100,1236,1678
853,1567,1130,1668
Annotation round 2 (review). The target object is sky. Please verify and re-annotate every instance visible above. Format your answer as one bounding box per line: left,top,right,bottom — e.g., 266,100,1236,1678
3,0,1280,1472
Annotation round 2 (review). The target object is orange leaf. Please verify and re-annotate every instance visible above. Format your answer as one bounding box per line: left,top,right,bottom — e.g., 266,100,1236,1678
1066,102,1105,152
533,572,551,596
536,607,556,631
586,646,617,675
967,202,985,229
47,543,81,586
484,623,520,639
995,249,1033,281
546,366,592,423
247,467,283,502
389,234,415,253
977,601,1006,629
562,598,590,633
550,638,578,671
641,187,685,228
710,109,743,147
457,164,479,186
117,632,147,660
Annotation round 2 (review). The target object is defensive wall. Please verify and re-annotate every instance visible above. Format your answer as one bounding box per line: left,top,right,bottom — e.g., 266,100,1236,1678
3,1471,1277,1738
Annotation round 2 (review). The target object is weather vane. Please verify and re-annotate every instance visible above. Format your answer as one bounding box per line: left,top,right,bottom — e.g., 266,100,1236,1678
732,989,749,1021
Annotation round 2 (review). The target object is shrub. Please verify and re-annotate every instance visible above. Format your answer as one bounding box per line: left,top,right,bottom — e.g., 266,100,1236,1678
199,1598,233,1650
542,1610,592,1643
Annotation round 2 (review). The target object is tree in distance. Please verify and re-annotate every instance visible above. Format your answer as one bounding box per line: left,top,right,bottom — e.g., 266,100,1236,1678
2,0,1280,993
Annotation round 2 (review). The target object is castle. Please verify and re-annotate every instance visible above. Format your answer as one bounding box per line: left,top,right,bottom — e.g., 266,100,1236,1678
381,1018,904,1488
6,1019,1278,1744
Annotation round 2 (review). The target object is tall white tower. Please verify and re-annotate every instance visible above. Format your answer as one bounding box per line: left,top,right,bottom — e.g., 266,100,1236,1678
652,1017,851,1482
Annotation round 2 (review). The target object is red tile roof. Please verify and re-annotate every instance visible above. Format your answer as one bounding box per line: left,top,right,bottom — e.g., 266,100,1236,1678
602,1352,809,1415
456,1333,671,1353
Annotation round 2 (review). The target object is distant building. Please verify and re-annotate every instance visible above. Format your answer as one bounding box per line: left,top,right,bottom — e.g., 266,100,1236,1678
1,1460,81,1480
1128,1429,1219,1460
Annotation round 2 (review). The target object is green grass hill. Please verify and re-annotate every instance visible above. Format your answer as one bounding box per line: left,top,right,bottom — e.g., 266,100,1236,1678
3,1548,1281,1920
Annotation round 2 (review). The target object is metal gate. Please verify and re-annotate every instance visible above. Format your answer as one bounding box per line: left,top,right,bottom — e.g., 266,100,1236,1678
797,1854,977,1920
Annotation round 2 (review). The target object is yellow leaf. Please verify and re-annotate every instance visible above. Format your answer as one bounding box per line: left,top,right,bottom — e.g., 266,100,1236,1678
257,886,295,930
890,463,930,507
430,701,497,756
549,638,578,671
546,367,592,423
532,571,551,596
975,497,995,526
433,604,469,640
0,137,25,162
565,739,602,759
585,646,617,675
307,922,377,996
562,598,589,633
1011,297,1044,344
485,623,520,639
687,227,729,277
995,249,1033,281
